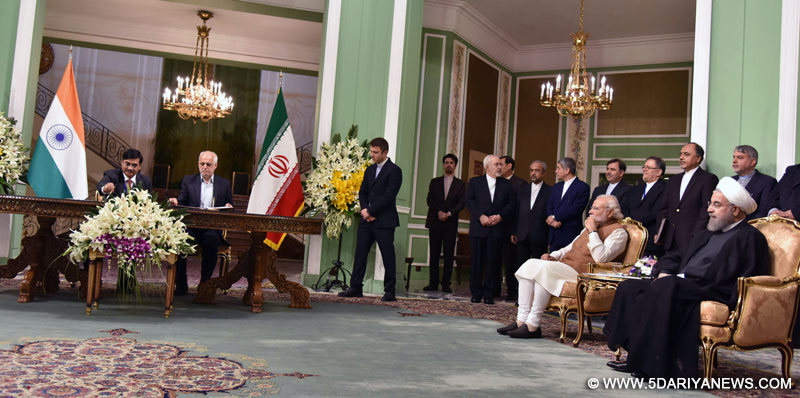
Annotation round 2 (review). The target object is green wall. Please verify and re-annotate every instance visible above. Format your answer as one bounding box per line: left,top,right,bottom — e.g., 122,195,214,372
305,0,424,293
0,1,21,114
707,0,782,177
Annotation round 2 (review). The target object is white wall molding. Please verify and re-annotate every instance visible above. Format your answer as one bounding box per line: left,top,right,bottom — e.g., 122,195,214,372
383,0,408,160
43,12,321,71
690,0,712,152
3,0,38,258
306,0,341,275
777,0,800,173
423,0,694,73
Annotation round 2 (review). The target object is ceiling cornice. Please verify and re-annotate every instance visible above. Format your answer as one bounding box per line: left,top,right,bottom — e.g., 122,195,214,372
423,0,695,73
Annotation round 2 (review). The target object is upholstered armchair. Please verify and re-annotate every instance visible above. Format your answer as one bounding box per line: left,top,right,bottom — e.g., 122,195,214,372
546,217,647,343
699,215,800,381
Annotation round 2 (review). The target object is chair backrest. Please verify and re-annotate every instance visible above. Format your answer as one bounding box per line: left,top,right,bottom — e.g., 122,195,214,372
617,217,648,264
748,216,800,278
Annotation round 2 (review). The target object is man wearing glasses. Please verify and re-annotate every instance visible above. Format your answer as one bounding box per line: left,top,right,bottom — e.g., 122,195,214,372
629,156,667,257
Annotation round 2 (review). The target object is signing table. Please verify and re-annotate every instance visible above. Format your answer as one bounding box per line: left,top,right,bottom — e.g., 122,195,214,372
0,195,321,314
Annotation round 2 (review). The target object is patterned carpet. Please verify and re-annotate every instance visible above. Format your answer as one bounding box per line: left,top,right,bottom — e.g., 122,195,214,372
0,271,797,396
0,327,315,397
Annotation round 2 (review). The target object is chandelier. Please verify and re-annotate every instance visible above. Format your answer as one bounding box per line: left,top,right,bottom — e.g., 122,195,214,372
162,10,234,123
540,0,613,118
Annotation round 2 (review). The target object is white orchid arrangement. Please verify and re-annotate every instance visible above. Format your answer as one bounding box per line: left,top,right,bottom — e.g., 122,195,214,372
65,188,195,278
629,255,658,278
0,112,29,194
303,125,371,239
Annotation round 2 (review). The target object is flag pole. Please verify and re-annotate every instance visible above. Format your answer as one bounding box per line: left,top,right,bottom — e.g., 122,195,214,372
279,70,283,88
69,45,73,60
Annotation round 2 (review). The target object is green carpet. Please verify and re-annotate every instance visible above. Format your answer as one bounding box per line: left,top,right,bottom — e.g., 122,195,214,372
0,286,711,397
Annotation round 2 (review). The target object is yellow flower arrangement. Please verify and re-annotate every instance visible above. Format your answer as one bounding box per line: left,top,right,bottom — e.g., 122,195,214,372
303,126,371,239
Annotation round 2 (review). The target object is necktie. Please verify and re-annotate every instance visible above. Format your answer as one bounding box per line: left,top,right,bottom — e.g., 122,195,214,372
126,180,133,192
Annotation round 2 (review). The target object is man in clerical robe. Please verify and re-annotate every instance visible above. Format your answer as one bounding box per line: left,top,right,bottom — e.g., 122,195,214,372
604,176,769,379
496,194,628,338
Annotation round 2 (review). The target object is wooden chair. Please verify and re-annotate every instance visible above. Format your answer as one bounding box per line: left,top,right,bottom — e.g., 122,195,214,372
545,217,648,343
699,215,800,381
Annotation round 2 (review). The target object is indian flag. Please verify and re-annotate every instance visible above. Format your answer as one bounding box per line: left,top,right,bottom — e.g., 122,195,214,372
28,59,88,199
247,87,304,250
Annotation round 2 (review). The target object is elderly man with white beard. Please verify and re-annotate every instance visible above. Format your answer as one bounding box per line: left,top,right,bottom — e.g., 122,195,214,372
603,177,770,379
496,194,628,338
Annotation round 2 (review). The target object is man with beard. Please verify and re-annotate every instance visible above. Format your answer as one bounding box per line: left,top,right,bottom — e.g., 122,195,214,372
497,195,628,338
423,154,465,293
604,177,769,379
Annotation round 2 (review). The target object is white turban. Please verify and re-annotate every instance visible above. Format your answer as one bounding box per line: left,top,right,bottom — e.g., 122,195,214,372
716,176,757,215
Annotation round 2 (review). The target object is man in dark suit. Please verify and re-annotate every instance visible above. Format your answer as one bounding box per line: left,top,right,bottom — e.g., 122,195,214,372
769,163,800,346
168,151,233,296
656,142,718,253
731,145,777,220
509,160,552,301
495,155,527,298
545,157,590,251
423,154,465,293
466,154,514,304
629,156,667,257
96,148,153,198
770,163,800,220
96,148,154,292
339,137,403,302
586,158,632,218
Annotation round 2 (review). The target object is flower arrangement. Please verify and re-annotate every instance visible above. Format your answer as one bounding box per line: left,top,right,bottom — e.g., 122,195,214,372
629,255,658,278
0,112,30,194
303,125,371,239
65,188,195,280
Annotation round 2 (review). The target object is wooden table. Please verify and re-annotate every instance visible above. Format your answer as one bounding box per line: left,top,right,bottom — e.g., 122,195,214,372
0,195,322,313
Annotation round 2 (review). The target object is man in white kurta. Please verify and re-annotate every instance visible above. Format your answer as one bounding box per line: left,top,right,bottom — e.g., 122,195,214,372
497,194,629,338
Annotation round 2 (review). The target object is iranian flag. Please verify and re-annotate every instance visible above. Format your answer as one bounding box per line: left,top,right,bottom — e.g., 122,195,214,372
247,87,304,250
28,59,88,199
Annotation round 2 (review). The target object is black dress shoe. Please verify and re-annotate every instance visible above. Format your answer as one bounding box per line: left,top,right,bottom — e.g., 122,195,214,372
338,288,363,297
441,285,452,293
174,288,188,297
496,321,520,335
508,325,542,339
422,285,438,292
470,296,482,303
484,297,495,305
606,360,633,373
381,293,396,302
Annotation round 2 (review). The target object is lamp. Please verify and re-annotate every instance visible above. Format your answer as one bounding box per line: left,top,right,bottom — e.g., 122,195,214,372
540,0,613,118
162,10,234,123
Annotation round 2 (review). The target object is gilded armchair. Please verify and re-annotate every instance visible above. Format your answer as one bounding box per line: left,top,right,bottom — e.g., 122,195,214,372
699,215,800,381
546,217,647,343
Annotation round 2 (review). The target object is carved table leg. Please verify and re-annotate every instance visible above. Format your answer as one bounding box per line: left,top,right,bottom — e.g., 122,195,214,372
16,217,56,302
193,251,248,305
573,280,589,347
249,231,311,310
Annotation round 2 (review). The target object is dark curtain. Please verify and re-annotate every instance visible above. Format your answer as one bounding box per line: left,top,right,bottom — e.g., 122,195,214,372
154,59,260,189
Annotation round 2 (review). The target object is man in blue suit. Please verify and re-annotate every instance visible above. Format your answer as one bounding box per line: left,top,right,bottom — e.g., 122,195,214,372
466,154,515,304
339,137,403,302
731,145,776,220
545,157,590,251
169,151,233,296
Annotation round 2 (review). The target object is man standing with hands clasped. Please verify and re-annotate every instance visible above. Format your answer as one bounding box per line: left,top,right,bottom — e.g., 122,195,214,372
423,154,465,293
339,137,403,302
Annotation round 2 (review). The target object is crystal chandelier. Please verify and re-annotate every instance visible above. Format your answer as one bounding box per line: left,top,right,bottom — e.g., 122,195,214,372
540,0,613,118
162,10,234,123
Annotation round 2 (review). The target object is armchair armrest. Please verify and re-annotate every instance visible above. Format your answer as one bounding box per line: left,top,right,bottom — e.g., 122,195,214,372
588,262,632,274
